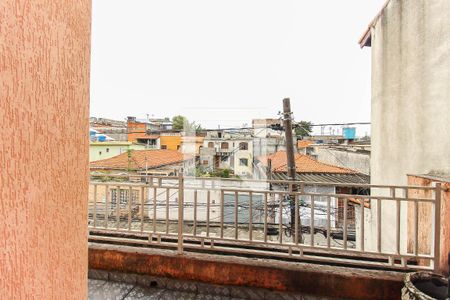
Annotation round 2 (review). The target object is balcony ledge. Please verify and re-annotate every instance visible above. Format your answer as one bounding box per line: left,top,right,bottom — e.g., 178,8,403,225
89,242,404,300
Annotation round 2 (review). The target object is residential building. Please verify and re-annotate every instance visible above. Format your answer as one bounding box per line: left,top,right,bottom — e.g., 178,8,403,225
359,0,450,253
180,135,205,156
255,151,370,228
89,141,147,162
159,131,182,151
252,118,288,158
90,149,194,176
297,140,315,156
200,130,253,177
304,144,371,176
90,117,128,141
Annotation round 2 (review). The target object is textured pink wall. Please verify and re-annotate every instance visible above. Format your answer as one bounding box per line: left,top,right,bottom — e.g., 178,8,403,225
0,1,91,299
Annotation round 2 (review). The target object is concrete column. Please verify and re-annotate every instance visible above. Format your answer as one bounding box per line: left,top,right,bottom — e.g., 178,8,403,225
1,1,91,299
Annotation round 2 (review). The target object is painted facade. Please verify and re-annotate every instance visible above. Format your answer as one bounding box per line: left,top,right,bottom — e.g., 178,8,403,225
1,1,91,298
360,0,450,253
89,142,147,162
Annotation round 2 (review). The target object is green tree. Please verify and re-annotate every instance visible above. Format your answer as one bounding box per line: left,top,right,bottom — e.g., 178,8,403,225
172,115,203,132
295,121,313,138
172,115,188,130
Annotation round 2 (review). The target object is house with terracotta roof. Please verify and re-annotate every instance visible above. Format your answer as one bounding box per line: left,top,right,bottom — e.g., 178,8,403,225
255,151,370,230
90,149,194,176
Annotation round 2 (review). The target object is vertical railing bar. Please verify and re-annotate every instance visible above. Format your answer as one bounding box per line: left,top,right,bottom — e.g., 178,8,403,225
264,193,268,243
343,197,348,250
206,190,210,237
128,186,132,231
193,190,198,237
360,197,365,251
153,188,157,233
433,183,441,273
411,187,418,256
249,191,253,241
279,195,283,244
294,194,299,245
377,198,382,253
165,188,170,234
93,185,97,228
393,188,400,255
116,185,121,230
413,199,419,255
234,191,238,240
326,196,331,249
105,185,109,229
220,190,224,239
140,186,145,232
177,172,184,254
311,195,315,247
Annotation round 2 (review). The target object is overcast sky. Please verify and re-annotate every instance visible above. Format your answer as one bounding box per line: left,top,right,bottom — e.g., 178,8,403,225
90,0,384,135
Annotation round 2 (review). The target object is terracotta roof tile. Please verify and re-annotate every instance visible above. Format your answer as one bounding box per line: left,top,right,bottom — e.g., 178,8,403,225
90,149,192,170
297,140,314,148
258,151,357,174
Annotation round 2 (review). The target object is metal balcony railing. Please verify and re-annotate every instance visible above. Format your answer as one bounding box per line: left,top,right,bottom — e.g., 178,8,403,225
88,175,442,272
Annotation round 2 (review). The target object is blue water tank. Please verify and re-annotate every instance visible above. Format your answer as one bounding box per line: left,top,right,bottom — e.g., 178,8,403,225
343,127,356,140
97,135,106,142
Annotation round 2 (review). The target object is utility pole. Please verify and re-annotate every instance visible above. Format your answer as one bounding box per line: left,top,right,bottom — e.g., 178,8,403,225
282,98,301,242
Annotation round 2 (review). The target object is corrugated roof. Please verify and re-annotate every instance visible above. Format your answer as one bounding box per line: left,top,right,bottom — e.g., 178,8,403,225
271,172,370,184
258,151,357,174
90,149,192,171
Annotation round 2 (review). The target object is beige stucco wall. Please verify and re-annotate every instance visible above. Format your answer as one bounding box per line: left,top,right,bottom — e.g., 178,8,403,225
371,0,450,186
0,1,91,299
366,0,450,253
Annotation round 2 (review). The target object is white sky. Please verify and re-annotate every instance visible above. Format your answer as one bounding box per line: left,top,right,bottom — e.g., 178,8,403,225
90,0,384,134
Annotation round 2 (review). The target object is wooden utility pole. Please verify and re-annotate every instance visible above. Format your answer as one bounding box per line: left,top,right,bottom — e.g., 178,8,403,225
282,98,301,242
283,98,297,182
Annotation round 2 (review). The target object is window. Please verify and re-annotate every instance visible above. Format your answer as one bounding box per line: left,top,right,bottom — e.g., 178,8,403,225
208,142,214,148
220,142,228,149
161,145,167,149
106,148,109,153
239,142,248,150
177,145,180,150
99,151,102,155
239,158,248,166
202,160,208,165
111,189,139,207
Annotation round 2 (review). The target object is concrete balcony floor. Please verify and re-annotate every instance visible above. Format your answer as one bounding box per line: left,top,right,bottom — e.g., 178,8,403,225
88,270,337,300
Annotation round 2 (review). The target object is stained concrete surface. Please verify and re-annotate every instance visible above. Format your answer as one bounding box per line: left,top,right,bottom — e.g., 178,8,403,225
88,270,336,300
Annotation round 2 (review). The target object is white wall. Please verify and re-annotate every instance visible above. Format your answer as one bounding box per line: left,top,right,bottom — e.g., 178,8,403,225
366,0,450,253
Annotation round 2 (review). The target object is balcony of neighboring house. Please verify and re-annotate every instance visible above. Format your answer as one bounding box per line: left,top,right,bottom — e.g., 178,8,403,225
87,174,450,300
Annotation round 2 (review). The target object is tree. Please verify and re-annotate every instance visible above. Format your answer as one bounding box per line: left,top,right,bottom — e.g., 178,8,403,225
172,115,188,130
172,115,203,132
295,121,312,138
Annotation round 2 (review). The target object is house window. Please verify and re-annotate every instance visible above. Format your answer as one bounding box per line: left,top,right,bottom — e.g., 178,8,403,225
239,158,248,166
239,142,248,150
202,160,208,165
177,145,180,150
106,148,109,153
161,145,167,149
111,189,139,207
221,142,228,149
208,142,214,148
99,151,102,155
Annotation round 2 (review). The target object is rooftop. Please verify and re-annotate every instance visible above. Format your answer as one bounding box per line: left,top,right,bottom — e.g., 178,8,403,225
90,149,192,171
258,151,357,174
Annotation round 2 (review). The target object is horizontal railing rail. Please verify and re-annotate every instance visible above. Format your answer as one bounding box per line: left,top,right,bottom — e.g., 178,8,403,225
88,175,442,272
